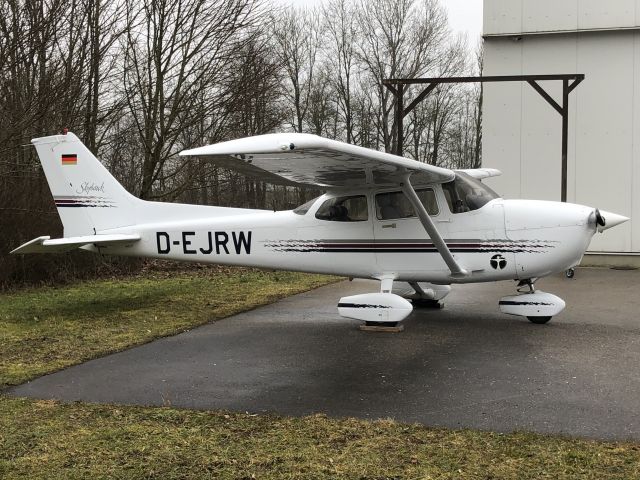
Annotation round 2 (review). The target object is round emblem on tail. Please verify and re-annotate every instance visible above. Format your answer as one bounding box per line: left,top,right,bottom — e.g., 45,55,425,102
490,254,507,270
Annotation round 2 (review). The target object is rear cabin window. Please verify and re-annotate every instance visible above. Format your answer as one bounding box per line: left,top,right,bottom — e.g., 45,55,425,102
442,172,500,214
375,189,438,220
315,195,368,222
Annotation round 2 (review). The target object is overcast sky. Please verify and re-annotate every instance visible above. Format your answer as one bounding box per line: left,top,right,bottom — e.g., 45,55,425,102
276,0,483,41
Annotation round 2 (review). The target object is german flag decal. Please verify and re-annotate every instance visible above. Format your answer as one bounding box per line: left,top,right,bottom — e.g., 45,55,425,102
61,153,77,165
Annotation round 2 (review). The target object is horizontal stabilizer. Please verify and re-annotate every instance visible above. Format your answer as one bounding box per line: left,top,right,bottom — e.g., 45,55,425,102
11,234,140,254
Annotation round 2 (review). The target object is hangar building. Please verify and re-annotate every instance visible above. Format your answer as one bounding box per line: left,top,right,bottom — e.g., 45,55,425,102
482,0,640,265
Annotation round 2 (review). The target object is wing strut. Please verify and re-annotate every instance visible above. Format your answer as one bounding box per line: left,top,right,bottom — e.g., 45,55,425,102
400,172,469,278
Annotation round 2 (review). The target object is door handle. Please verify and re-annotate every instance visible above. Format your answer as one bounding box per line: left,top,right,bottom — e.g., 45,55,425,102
381,223,396,229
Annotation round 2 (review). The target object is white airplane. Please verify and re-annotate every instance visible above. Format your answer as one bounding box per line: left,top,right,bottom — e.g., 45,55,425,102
12,131,628,326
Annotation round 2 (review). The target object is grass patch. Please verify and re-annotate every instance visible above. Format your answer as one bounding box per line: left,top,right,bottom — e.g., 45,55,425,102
0,268,339,388
2,268,639,478
1,396,639,479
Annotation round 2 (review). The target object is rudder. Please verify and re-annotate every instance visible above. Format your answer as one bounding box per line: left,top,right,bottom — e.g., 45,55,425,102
32,132,139,237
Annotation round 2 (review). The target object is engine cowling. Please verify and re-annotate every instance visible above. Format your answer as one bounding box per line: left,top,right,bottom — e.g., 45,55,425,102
338,293,413,324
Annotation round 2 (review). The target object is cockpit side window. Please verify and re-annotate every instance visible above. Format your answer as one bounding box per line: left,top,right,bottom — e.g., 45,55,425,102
443,172,500,214
315,195,368,222
375,189,438,220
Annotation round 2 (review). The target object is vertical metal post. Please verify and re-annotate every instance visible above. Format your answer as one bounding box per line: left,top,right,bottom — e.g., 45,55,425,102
561,79,569,202
395,84,404,157
384,74,583,201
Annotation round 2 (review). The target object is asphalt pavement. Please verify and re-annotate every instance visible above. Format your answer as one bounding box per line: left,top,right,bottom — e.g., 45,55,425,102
8,268,640,441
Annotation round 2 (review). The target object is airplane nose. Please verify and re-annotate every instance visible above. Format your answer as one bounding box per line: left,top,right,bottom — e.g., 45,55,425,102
596,210,630,232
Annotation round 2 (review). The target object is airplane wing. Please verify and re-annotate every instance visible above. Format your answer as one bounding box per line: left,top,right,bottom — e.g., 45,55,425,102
181,133,470,277
457,168,502,180
11,234,140,254
180,133,454,188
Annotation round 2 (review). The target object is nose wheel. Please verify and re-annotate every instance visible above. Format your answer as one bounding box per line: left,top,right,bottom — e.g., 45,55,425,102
527,316,552,324
565,268,575,279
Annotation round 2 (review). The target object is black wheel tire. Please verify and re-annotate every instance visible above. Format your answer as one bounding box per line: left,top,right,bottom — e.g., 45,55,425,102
411,299,443,309
364,321,398,328
565,268,575,279
528,316,552,324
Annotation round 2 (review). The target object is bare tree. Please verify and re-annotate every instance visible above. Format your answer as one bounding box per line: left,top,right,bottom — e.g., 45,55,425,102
272,7,321,133
355,0,449,152
122,0,262,199
79,0,129,151
472,40,484,168
403,34,469,165
176,34,285,207
435,39,484,169
322,0,357,143
0,0,129,286
306,68,335,137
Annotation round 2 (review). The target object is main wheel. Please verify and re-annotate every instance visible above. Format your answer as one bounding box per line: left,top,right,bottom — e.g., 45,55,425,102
528,316,552,324
411,299,443,309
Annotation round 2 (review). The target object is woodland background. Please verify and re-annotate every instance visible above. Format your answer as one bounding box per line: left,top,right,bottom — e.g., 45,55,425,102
0,0,483,288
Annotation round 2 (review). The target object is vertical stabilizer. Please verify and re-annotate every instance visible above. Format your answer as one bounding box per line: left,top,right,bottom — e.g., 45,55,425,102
32,132,139,237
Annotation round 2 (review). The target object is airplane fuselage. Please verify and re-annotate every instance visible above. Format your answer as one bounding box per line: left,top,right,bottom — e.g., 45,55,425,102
96,187,597,284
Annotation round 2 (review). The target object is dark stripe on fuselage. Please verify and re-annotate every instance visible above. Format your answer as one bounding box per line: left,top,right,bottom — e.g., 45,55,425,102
55,203,115,208
498,301,553,306
337,303,391,309
267,239,556,254
272,245,550,253
275,248,544,253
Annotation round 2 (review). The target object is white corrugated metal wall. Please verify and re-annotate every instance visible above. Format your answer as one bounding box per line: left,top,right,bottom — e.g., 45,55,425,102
482,0,640,255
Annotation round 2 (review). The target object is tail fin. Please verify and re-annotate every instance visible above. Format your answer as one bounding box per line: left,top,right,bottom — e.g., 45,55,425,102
32,132,140,237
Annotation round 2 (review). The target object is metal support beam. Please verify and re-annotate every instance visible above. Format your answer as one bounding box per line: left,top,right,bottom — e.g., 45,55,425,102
400,172,469,278
568,77,584,93
527,80,562,114
383,74,584,86
403,83,438,118
525,79,573,202
561,79,570,202
395,84,404,159
384,74,584,202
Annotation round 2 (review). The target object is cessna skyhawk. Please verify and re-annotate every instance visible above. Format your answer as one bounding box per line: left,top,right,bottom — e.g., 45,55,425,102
12,132,628,326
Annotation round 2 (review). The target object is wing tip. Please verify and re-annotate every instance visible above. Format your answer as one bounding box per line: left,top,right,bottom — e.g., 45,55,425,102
457,168,502,180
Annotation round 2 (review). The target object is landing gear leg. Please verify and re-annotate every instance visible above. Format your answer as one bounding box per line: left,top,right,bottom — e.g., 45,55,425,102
516,278,536,294
409,281,444,309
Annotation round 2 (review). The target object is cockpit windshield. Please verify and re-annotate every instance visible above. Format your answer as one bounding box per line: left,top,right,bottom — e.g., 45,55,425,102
293,196,320,215
442,172,500,214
